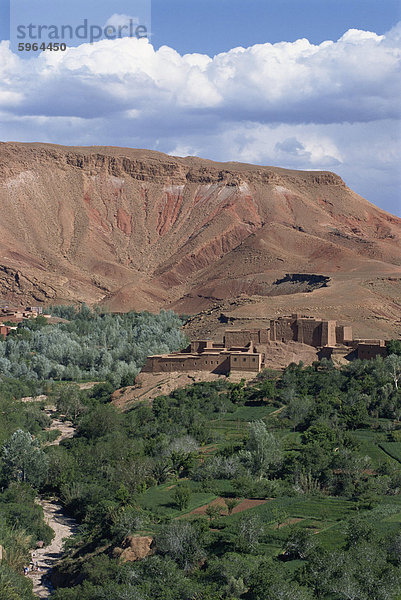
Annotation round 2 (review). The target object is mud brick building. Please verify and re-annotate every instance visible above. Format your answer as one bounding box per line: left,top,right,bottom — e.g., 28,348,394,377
142,338,263,375
141,314,392,375
355,340,388,360
0,324,12,339
223,329,269,348
0,305,47,324
269,314,352,347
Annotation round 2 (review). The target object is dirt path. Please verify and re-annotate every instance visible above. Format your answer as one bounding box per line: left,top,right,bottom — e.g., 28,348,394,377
27,407,77,598
270,406,285,417
28,501,78,598
44,408,75,446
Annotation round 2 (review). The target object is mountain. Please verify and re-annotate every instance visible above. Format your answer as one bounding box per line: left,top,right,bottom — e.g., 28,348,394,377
0,142,400,338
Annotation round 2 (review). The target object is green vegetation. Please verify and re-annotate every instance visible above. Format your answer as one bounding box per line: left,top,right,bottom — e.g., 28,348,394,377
388,340,401,357
0,304,186,386
0,395,55,599
43,355,401,599
380,442,401,463
1,307,401,599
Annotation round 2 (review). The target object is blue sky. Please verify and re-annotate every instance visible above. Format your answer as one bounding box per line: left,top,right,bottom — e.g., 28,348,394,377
2,0,401,51
152,0,401,53
0,0,400,215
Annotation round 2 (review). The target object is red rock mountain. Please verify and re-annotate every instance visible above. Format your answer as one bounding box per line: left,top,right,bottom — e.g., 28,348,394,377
0,142,400,337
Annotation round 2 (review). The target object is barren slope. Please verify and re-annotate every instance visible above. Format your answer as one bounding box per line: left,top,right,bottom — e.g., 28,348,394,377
0,142,400,336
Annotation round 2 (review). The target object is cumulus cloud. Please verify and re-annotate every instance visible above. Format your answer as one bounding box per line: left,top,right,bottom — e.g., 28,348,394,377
0,23,400,214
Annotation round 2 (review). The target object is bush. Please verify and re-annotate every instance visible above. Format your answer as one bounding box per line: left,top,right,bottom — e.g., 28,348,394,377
172,484,191,511
156,521,204,569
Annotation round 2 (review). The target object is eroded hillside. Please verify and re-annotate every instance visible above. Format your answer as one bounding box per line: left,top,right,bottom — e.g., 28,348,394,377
0,142,400,336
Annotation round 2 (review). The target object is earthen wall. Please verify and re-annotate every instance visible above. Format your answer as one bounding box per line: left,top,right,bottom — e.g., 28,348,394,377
297,320,321,346
142,353,232,374
357,343,387,360
0,325,11,339
336,325,353,344
230,353,262,371
321,320,337,346
224,329,269,348
269,318,296,343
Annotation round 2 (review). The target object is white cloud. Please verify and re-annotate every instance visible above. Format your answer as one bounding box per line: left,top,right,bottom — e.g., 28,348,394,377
105,13,139,29
0,23,400,215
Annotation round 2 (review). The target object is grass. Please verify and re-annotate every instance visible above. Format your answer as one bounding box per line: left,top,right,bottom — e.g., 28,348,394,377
139,481,217,518
219,403,278,422
210,402,280,447
234,495,355,522
379,442,401,463
350,429,391,466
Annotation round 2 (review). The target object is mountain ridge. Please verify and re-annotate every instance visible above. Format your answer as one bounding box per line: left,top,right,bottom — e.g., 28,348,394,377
0,141,400,338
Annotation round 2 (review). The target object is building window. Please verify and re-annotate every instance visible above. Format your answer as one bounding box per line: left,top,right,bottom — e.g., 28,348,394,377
252,357,256,362
243,358,246,362
233,358,237,362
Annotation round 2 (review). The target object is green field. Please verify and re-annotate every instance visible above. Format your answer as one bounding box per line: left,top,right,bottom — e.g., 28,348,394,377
209,402,279,444
351,429,392,466
380,442,401,463
139,482,217,518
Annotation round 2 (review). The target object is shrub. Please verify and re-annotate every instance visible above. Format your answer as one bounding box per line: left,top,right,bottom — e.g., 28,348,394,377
172,484,191,511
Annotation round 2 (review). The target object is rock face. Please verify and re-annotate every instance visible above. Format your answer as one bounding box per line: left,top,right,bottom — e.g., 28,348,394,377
0,142,400,329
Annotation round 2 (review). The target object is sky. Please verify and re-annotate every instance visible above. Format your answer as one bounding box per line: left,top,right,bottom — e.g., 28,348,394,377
0,0,400,216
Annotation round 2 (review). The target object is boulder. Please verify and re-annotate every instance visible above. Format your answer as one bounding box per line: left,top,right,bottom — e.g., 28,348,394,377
113,535,154,562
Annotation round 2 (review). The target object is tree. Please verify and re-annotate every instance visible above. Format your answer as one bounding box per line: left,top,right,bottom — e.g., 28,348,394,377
387,340,401,357
345,516,376,549
272,506,288,529
77,405,121,439
1,429,48,488
172,484,191,511
240,420,282,478
111,506,148,541
224,497,240,515
249,560,314,600
156,521,204,570
152,458,172,484
302,422,337,449
0,562,35,600
284,528,317,559
385,354,401,391
255,378,276,401
387,533,401,566
283,396,312,431
52,383,84,421
235,514,264,553
229,380,246,404
167,436,198,477
205,504,222,523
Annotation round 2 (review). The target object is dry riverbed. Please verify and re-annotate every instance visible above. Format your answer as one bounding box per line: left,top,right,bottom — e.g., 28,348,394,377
27,406,77,598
